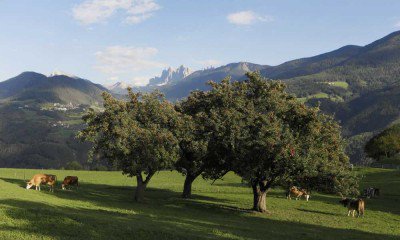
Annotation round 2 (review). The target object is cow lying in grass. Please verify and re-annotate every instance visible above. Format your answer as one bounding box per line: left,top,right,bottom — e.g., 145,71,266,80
26,174,57,192
286,186,310,201
339,198,365,217
62,176,79,190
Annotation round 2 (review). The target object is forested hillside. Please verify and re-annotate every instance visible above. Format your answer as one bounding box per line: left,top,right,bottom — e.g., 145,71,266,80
1,31,400,168
0,73,106,168
284,31,400,163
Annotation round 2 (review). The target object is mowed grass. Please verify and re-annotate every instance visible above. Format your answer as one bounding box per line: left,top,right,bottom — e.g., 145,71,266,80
0,168,399,240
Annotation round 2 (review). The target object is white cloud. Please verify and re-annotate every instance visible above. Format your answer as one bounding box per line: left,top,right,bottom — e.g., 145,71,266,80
227,11,273,26
131,76,152,86
395,21,400,28
94,46,166,86
109,76,119,81
197,59,221,68
73,0,160,25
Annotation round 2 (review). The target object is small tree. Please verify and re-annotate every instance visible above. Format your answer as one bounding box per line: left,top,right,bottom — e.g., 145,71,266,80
365,123,400,161
78,90,181,201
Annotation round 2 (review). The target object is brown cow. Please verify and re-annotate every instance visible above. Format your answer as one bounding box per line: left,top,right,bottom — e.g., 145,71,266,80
286,186,310,201
26,174,57,192
61,176,79,190
339,198,365,217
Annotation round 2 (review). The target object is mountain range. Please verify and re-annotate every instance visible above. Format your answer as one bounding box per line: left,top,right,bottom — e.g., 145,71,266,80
0,71,106,105
1,30,400,168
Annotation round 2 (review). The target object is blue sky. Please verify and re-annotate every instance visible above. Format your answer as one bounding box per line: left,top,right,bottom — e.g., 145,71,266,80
1,0,400,86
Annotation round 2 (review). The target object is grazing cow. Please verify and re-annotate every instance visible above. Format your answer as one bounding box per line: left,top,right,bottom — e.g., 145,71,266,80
62,176,79,190
363,187,380,198
26,174,57,192
374,188,380,197
286,186,310,201
339,198,365,217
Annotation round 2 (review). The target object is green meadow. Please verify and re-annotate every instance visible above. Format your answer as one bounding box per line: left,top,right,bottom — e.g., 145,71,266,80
0,168,399,240
325,81,349,89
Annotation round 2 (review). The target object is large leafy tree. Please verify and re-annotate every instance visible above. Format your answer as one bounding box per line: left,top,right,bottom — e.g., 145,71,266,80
200,72,356,212
78,90,181,201
175,105,207,198
365,123,400,161
175,85,241,198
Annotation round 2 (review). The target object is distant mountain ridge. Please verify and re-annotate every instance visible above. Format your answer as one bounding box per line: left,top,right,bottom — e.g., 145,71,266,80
0,71,107,105
106,82,132,95
261,45,362,79
107,65,192,95
160,62,266,100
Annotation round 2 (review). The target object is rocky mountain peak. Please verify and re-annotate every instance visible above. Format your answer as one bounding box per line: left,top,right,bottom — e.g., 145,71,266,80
148,65,192,87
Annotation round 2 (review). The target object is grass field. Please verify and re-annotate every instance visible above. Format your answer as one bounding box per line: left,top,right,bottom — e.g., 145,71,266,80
325,81,349,89
298,92,329,102
0,168,399,240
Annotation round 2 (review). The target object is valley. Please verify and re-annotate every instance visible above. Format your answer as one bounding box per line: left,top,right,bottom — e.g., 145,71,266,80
1,31,400,168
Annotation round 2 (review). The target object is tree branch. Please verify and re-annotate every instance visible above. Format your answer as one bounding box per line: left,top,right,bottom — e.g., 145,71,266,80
144,170,155,184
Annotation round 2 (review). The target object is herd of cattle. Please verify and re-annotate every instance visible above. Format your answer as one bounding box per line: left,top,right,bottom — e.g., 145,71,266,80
26,174,78,191
286,185,380,217
26,174,379,218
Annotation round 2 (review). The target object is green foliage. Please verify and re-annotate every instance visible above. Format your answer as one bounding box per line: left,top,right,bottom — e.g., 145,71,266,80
235,73,356,196
345,132,374,165
65,161,83,170
78,89,181,201
177,77,246,181
174,100,209,197
181,72,358,211
365,123,400,161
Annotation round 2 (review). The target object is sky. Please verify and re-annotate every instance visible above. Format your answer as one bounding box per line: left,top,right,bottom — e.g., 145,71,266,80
1,0,400,86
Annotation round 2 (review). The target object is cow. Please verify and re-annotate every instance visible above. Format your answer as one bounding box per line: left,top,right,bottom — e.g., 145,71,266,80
374,188,380,197
26,174,57,192
286,186,310,201
363,187,380,198
61,176,79,190
339,198,365,217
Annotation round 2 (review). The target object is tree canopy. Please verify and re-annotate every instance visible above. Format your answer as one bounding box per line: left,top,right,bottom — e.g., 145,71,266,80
365,123,400,161
78,90,181,201
192,72,357,212
175,79,247,198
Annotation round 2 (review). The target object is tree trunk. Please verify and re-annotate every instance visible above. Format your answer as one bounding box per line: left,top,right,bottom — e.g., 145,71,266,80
251,179,270,212
253,189,267,212
134,172,154,202
182,174,197,198
134,178,147,202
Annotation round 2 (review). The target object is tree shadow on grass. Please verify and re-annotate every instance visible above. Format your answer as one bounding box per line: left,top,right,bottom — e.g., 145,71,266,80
1,175,399,239
0,199,398,240
296,208,340,216
212,182,248,188
0,177,231,211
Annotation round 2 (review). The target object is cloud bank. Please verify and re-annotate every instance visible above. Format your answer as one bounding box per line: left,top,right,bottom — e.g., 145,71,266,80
227,11,273,26
73,0,160,25
95,46,165,86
